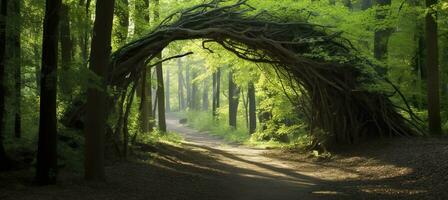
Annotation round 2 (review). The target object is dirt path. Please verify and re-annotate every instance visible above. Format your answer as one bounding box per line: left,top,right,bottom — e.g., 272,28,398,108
2,116,447,200
165,116,330,200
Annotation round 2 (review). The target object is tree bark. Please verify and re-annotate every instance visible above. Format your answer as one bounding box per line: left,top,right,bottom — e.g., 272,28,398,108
154,0,166,132
228,70,239,128
212,69,221,118
36,0,61,185
135,0,152,133
202,78,209,111
7,0,21,138
248,81,256,134
177,59,185,111
60,3,73,99
425,0,441,134
0,0,9,171
84,0,115,181
165,67,170,112
186,64,191,109
191,69,199,110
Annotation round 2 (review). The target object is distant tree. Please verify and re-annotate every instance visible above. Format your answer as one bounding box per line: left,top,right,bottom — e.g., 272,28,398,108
177,59,186,110
202,78,209,111
228,70,240,128
248,82,256,134
165,67,170,112
36,0,61,185
84,0,115,181
212,69,221,118
425,0,441,134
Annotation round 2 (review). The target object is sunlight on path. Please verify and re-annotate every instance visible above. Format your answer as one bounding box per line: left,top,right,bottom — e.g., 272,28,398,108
165,115,346,200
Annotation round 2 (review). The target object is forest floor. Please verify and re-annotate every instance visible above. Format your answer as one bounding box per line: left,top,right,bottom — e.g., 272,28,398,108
1,116,448,200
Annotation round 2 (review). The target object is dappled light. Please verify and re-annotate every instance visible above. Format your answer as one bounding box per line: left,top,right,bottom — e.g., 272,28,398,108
1,0,448,199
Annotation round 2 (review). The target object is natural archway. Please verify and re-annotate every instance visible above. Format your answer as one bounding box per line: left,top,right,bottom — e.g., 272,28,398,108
85,0,421,146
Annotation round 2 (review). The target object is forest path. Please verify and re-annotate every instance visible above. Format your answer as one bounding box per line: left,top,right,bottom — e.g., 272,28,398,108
165,115,336,200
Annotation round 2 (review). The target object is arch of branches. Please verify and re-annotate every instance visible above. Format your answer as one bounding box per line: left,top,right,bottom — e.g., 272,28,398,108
76,0,422,146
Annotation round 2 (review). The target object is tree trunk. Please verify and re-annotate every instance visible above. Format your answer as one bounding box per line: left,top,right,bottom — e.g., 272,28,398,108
191,69,199,110
228,71,239,128
7,0,21,138
79,0,91,68
186,64,191,109
36,0,61,185
202,78,209,111
135,0,152,133
154,0,166,132
165,67,170,112
177,59,185,111
60,3,73,99
248,82,256,134
84,0,115,181
212,69,221,118
0,0,9,171
425,0,441,134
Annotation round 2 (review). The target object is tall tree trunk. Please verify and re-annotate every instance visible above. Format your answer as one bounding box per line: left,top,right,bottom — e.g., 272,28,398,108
60,3,73,99
212,69,221,118
374,0,392,71
79,0,91,68
165,67,170,112
177,59,185,111
228,71,239,128
0,0,9,171
202,78,209,110
84,0,115,181
248,81,256,134
135,0,152,133
154,0,166,132
114,0,129,47
191,69,199,110
8,0,21,138
425,0,441,134
36,0,61,185
185,64,191,109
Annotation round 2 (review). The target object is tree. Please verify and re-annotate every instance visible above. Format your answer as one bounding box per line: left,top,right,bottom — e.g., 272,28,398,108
59,3,73,99
425,0,441,134
0,0,9,171
228,70,240,128
248,81,256,134
186,64,191,109
84,0,115,181
202,78,209,110
35,0,61,185
7,0,21,138
135,0,152,133
212,68,221,118
177,59,185,110
154,0,166,132
165,67,170,112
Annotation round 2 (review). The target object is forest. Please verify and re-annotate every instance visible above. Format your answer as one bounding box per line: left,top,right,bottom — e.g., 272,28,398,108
0,0,447,199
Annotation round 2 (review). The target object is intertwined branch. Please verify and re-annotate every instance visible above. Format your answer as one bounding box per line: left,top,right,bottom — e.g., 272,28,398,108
65,0,422,146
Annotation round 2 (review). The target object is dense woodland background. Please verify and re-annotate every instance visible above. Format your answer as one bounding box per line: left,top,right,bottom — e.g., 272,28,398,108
0,0,447,186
